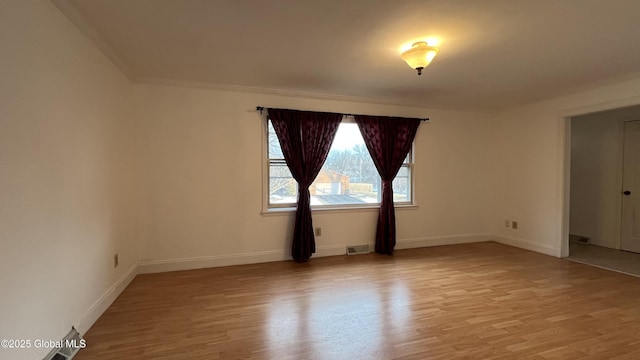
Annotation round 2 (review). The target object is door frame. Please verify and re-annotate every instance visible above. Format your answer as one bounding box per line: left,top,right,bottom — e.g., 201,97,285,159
560,99,640,258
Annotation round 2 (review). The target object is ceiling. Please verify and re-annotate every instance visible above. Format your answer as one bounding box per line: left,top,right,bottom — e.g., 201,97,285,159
56,0,640,111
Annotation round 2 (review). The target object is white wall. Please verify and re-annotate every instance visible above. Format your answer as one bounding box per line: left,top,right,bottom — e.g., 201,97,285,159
0,1,139,359
8,2,640,356
569,106,640,249
490,77,640,257
133,84,494,270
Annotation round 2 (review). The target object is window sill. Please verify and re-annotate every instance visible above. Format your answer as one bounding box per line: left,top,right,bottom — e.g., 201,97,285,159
261,204,419,216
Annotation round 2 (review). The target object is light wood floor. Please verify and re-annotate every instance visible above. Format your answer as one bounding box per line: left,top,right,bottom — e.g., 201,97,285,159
76,242,640,360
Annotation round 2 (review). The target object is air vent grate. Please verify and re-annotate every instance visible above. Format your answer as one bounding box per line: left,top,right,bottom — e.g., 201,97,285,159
346,245,370,255
569,234,590,244
42,327,84,360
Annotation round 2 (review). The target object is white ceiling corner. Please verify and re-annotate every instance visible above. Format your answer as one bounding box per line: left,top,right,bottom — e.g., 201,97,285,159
51,0,135,81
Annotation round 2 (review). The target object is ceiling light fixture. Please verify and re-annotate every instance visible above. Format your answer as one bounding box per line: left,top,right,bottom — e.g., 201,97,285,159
401,41,439,75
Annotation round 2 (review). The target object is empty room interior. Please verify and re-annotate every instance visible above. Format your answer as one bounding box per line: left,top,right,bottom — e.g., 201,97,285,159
3,1,640,359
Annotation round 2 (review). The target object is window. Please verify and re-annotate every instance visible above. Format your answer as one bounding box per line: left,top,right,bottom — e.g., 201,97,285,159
267,117,414,209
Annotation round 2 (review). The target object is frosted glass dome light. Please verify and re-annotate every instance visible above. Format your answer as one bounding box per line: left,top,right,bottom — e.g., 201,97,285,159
401,41,439,75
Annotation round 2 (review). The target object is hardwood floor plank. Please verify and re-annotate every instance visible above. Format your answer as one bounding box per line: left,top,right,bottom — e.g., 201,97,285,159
76,242,640,359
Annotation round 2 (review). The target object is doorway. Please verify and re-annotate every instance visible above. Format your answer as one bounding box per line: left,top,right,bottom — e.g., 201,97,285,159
620,120,640,253
568,106,640,276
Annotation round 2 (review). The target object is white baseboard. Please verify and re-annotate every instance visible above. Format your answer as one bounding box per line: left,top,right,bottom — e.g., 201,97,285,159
75,262,137,335
138,250,287,274
138,244,347,274
493,235,561,258
394,233,493,250
312,245,349,258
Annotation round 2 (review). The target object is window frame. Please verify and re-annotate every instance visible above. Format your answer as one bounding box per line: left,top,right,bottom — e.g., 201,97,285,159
262,115,416,213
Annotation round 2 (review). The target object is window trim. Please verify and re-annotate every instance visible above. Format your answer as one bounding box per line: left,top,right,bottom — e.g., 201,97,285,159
261,115,417,213
260,204,419,216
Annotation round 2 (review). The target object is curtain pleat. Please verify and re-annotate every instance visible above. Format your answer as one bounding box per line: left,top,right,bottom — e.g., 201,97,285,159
268,108,342,262
354,116,420,255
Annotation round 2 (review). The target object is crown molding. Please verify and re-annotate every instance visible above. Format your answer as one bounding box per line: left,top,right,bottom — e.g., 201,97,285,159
50,0,136,81
504,70,640,114
136,77,488,113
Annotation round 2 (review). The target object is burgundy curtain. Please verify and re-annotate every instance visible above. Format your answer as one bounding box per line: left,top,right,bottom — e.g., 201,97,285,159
269,108,342,262
354,115,421,255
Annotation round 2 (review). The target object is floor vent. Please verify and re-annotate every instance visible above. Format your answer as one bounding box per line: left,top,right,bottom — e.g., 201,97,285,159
42,327,84,360
569,234,590,244
346,245,370,255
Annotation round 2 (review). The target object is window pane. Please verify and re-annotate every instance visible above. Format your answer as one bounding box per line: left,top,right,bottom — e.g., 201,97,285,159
393,165,411,203
266,119,414,208
269,162,297,205
311,123,379,205
267,121,284,159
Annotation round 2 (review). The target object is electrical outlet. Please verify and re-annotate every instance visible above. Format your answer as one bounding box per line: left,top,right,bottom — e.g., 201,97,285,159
512,221,518,230
315,227,322,236
505,220,510,228
114,253,119,268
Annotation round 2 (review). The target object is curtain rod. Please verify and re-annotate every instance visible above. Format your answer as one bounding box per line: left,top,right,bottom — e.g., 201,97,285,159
255,106,429,121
